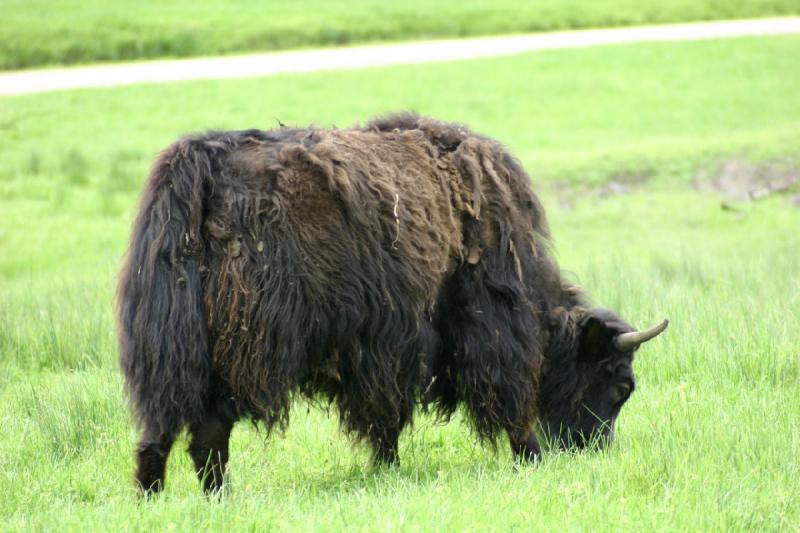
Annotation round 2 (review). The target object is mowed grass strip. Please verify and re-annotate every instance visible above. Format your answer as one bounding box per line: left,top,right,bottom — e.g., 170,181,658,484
2,0,800,69
0,36,798,530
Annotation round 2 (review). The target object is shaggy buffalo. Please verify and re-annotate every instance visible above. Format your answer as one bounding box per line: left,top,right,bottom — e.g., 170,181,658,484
117,113,667,494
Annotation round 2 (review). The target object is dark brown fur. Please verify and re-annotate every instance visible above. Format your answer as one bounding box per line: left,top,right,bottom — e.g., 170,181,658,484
117,113,643,495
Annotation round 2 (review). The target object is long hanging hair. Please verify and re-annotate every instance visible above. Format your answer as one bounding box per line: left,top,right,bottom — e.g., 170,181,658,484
117,113,571,446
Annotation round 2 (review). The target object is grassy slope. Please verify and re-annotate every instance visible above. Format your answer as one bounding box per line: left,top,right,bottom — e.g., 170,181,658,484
2,0,800,69
0,37,799,530
1,36,799,280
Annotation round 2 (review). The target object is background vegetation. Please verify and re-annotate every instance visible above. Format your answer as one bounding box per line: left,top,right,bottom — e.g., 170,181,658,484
1,8,798,531
2,0,800,69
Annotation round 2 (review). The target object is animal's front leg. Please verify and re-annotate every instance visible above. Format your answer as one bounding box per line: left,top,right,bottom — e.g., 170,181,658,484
507,427,541,464
370,424,402,466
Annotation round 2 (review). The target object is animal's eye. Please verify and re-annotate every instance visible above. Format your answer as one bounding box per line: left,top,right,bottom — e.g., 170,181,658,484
611,382,632,405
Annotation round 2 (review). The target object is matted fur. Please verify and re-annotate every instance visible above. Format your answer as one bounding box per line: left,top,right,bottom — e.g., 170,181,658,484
117,113,639,493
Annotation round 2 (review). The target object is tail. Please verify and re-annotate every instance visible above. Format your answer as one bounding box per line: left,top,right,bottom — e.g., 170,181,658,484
117,137,217,438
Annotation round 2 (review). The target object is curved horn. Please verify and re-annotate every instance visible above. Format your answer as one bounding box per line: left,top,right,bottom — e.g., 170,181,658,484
613,319,669,351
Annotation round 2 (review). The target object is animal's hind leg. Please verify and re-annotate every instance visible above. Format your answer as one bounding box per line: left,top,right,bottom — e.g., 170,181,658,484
135,427,178,496
187,407,235,494
188,417,232,493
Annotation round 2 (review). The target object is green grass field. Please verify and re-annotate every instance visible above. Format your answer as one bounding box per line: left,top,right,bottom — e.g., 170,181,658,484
1,36,799,530
2,0,800,69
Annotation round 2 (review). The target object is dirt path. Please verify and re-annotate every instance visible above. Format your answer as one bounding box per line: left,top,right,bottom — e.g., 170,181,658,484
2,17,799,96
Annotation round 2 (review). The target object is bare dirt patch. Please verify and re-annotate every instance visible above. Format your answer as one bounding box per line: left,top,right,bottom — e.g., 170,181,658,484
552,158,800,210
693,158,800,202
553,169,653,210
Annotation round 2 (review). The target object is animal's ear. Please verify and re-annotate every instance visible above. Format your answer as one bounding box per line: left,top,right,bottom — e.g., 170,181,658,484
579,315,616,362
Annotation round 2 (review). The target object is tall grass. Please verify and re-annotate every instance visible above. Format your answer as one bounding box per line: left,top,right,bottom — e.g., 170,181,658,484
1,193,797,529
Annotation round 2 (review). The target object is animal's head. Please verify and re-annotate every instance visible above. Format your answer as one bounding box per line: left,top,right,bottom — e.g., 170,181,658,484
539,308,668,450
